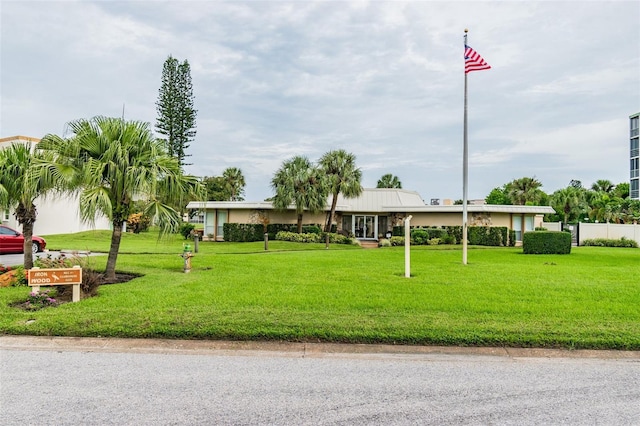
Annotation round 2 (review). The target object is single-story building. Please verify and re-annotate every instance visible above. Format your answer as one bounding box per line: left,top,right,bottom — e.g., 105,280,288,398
187,188,555,242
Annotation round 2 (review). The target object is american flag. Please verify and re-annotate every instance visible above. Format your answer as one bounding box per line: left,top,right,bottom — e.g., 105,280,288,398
465,45,491,73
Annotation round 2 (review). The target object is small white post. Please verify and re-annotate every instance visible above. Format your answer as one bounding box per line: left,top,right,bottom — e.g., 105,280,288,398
72,265,81,302
404,215,413,278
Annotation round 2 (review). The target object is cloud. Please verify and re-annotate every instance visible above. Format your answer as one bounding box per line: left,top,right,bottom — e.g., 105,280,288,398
1,1,638,203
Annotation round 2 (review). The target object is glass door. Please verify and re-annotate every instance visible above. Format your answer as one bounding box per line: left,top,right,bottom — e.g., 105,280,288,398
365,216,375,239
354,215,377,239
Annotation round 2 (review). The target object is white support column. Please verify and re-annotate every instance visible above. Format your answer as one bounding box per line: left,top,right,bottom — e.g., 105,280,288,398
404,215,413,278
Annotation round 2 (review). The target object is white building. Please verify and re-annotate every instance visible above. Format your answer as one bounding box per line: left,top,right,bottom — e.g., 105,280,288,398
0,135,111,235
630,113,639,200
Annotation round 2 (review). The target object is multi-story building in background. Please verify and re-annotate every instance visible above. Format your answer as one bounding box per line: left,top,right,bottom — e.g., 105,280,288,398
631,113,639,200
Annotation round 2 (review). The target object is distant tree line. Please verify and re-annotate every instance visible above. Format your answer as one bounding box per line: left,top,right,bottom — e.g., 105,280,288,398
485,177,640,224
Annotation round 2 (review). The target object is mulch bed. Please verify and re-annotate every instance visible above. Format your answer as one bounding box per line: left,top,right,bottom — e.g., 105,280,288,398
9,271,142,309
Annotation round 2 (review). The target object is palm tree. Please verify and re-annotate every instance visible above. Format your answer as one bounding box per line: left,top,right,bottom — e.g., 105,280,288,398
271,156,327,233
318,150,363,232
0,143,60,269
550,187,584,225
505,177,543,205
591,179,615,194
222,167,246,201
588,193,618,223
39,116,204,281
612,182,629,199
376,173,402,189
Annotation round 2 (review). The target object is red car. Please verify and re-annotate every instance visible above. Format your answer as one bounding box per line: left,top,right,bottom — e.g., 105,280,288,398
0,225,47,254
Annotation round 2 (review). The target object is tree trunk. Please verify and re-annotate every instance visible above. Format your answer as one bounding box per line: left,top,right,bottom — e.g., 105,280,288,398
325,194,339,232
17,203,37,270
105,221,124,282
22,221,35,270
297,213,303,234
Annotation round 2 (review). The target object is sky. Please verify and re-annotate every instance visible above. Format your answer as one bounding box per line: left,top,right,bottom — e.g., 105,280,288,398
1,1,639,203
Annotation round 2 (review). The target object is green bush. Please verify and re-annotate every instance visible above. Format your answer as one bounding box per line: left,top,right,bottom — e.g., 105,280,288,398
443,226,463,244
390,236,405,246
179,223,195,240
467,226,507,246
523,231,572,254
442,234,456,245
322,232,355,245
266,224,296,240
428,238,441,245
302,225,322,234
224,223,264,242
378,239,391,247
582,237,638,248
274,231,355,245
411,229,429,245
508,229,516,247
426,228,448,240
275,231,321,243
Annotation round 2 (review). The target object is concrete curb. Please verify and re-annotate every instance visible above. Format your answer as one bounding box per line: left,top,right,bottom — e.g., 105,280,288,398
1,335,639,360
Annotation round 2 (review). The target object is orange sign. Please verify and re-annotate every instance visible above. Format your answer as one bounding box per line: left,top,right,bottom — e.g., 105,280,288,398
28,268,83,286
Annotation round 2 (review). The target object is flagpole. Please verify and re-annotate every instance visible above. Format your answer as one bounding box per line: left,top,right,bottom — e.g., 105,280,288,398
462,29,469,265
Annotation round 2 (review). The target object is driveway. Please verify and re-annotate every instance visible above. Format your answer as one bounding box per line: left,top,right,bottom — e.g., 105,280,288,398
0,250,104,267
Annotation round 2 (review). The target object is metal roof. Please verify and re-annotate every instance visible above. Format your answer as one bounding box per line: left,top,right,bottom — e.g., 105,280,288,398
381,204,556,214
187,189,555,215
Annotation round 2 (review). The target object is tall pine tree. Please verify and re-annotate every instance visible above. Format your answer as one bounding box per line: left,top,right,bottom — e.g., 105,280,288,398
156,55,196,168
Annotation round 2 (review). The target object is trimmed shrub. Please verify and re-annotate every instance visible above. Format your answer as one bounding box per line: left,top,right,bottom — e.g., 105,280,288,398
508,229,516,247
322,232,355,245
275,231,320,243
302,225,322,234
266,224,296,240
582,237,638,248
442,234,456,245
467,226,507,246
523,231,571,254
443,226,463,244
274,231,355,245
411,229,429,245
223,223,264,242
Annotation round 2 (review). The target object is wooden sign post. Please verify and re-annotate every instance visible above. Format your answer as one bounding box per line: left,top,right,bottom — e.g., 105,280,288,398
28,266,83,302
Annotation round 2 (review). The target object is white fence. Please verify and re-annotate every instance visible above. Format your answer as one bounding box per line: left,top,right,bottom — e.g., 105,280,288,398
543,222,640,245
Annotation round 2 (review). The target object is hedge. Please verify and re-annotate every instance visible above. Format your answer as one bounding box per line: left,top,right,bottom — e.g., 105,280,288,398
522,231,571,254
223,223,264,242
393,225,510,246
581,237,638,248
275,231,355,245
224,222,512,246
223,223,331,242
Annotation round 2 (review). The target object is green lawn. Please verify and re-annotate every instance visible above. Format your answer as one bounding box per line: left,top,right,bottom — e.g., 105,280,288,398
1,231,639,350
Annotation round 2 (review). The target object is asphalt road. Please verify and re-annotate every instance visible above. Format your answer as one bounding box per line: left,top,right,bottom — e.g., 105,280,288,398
1,337,639,425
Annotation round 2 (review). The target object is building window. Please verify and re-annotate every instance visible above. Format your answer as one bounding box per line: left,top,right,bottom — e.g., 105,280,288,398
631,179,639,199
342,215,352,234
631,137,639,158
2,210,9,221
631,158,639,178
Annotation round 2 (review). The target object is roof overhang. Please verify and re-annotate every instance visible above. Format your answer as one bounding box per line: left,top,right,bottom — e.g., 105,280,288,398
381,204,556,214
187,201,555,215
